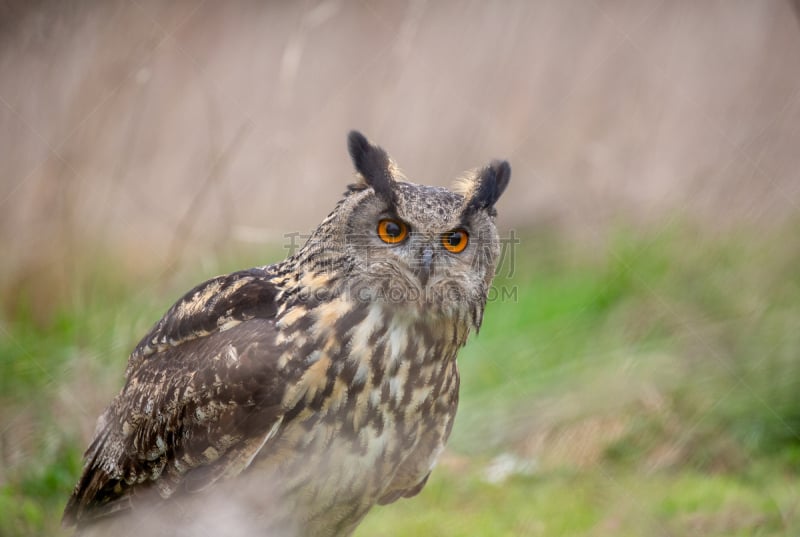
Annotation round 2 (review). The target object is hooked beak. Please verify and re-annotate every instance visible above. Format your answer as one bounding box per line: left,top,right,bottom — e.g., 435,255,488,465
416,247,434,287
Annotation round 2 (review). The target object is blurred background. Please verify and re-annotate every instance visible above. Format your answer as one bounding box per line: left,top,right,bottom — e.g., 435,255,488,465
1,1,799,535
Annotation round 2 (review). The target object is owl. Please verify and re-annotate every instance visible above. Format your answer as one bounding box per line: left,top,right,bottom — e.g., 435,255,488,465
63,131,510,537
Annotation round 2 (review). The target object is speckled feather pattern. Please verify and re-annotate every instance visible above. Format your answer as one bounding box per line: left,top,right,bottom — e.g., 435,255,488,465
63,132,509,537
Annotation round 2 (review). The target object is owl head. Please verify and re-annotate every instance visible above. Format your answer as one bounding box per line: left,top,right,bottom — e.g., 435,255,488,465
301,131,510,328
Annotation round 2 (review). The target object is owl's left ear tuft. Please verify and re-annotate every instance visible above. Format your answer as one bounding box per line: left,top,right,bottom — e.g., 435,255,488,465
347,130,396,203
464,160,511,215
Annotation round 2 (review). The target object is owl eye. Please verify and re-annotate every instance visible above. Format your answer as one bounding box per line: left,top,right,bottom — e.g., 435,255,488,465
442,229,469,253
377,218,409,244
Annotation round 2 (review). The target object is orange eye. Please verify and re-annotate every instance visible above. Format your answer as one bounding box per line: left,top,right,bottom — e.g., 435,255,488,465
377,218,408,244
442,229,469,253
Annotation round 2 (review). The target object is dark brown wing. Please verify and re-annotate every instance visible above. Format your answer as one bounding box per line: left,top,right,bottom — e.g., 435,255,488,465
63,270,287,528
127,268,279,375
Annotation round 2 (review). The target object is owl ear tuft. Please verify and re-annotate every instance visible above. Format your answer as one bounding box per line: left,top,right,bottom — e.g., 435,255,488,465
347,130,396,203
463,160,511,215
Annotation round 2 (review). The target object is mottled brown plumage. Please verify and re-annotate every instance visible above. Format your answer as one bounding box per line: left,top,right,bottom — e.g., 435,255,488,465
64,131,510,537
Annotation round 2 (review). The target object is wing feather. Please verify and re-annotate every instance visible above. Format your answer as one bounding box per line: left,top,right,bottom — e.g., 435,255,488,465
63,270,288,528
127,268,278,375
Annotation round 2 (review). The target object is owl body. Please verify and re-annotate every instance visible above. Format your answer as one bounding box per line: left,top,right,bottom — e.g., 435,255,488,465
250,295,461,535
64,132,509,537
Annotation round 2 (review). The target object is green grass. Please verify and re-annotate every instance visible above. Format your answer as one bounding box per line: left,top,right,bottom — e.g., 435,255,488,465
1,223,799,536
357,465,795,537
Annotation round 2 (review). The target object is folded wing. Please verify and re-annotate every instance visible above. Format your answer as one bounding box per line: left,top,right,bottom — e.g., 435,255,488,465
63,269,288,527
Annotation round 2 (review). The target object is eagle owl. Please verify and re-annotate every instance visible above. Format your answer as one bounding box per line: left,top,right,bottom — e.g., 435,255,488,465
63,131,510,537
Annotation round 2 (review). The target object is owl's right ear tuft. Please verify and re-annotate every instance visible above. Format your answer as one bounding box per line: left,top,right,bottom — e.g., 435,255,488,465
458,160,511,216
347,130,396,203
